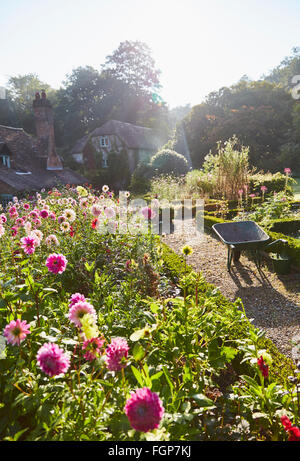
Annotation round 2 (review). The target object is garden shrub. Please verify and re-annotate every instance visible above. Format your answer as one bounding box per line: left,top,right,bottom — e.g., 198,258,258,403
129,163,152,194
150,148,189,176
249,172,295,197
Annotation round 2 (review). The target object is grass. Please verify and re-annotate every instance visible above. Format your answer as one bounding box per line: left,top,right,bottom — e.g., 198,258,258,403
293,177,300,200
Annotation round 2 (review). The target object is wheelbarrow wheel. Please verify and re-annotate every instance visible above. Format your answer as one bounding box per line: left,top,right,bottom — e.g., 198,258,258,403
233,250,241,262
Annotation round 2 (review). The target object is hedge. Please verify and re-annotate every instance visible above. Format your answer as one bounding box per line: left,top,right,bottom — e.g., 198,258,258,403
159,240,295,384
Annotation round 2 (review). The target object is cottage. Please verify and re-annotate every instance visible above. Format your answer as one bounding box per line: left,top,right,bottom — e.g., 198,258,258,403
0,91,87,204
71,119,163,172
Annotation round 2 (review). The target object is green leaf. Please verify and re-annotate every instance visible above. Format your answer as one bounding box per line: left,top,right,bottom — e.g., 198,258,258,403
132,343,145,362
84,261,95,272
191,393,215,408
150,303,160,314
162,366,174,396
131,365,144,387
130,329,145,342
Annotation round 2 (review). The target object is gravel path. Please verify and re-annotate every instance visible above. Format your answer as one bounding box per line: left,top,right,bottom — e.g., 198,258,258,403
162,221,300,360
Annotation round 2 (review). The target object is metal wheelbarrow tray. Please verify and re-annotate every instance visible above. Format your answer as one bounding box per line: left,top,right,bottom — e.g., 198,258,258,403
212,221,286,272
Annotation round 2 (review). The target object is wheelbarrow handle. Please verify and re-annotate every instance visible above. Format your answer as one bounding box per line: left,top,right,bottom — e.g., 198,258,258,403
266,239,288,249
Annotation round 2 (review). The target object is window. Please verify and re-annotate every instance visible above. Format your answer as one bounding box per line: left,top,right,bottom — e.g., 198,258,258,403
0,155,10,168
102,152,108,168
100,136,109,148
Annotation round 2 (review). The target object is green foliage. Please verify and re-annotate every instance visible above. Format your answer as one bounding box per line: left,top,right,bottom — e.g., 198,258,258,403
185,169,216,197
182,79,295,173
249,172,295,196
244,192,292,229
150,149,188,176
149,175,186,201
159,242,294,385
129,163,153,194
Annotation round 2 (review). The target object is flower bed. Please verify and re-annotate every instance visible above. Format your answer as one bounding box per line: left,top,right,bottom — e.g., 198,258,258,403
0,186,299,441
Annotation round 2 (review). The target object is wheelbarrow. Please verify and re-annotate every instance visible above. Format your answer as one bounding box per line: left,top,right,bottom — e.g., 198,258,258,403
212,221,287,272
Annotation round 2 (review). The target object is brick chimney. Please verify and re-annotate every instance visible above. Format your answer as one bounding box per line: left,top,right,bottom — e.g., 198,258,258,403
33,90,63,170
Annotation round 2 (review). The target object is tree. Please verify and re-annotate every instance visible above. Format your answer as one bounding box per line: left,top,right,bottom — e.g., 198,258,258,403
3,74,56,134
182,80,295,172
263,47,300,89
55,66,112,146
101,40,161,97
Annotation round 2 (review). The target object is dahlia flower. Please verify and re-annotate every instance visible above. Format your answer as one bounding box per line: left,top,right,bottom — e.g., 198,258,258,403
141,207,156,220
105,337,129,371
3,319,30,345
46,253,68,274
68,292,86,308
82,337,105,361
60,221,70,233
80,313,99,339
90,204,102,217
20,236,36,255
63,209,76,222
57,215,65,224
30,230,43,246
104,207,115,219
39,209,49,219
45,234,59,247
124,387,164,432
37,342,70,377
68,301,97,328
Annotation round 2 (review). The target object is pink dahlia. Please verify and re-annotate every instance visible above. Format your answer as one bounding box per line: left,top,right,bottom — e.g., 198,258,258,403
37,342,70,377
82,337,105,361
141,207,156,220
68,292,86,308
284,168,291,174
0,214,7,223
68,301,97,327
29,211,38,220
11,226,18,237
20,236,36,255
46,253,68,274
124,387,164,432
3,319,30,345
104,207,115,219
105,337,129,371
39,209,49,219
9,206,17,215
57,215,65,224
261,186,267,192
45,234,59,247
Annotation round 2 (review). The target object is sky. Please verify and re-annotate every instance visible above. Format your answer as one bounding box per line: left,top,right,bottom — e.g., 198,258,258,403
0,0,299,108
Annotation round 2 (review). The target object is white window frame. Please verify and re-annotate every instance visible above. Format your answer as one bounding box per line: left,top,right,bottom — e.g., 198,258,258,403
0,155,10,168
100,136,109,148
